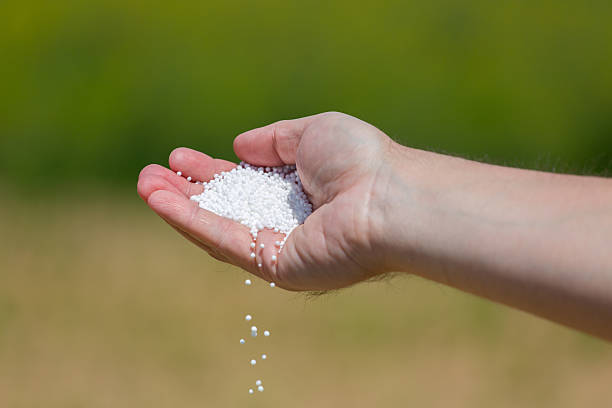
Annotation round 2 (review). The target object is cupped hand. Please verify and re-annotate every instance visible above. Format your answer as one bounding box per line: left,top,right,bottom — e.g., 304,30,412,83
137,112,395,290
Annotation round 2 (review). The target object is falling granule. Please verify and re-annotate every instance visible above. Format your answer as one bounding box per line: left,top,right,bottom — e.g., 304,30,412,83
186,162,314,396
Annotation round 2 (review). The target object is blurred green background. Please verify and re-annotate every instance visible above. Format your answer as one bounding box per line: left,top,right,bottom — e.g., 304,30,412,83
1,0,611,407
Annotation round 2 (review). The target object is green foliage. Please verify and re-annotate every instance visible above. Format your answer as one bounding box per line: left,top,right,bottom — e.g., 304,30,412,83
1,0,611,188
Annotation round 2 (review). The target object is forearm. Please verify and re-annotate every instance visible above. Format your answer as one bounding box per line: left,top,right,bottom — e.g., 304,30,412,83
379,143,612,341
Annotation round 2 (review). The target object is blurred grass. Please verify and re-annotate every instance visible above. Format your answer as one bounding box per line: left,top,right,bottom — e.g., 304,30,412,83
1,1,612,406
1,0,612,190
0,192,610,407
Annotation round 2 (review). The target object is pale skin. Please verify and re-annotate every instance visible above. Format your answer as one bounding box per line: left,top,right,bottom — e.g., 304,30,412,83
137,112,612,341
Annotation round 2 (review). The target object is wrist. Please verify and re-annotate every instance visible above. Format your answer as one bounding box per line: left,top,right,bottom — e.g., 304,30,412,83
371,142,483,276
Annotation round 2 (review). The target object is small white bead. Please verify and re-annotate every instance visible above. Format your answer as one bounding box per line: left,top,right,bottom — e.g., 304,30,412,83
248,389,254,394
245,314,252,321
255,380,262,386
188,163,313,249
258,385,264,392
261,354,267,360
187,176,192,181
270,282,276,288
239,338,245,344
251,326,257,332
250,359,256,366
259,243,265,248
176,171,182,176
264,330,270,336
257,263,262,268
250,242,256,249
274,241,281,247
271,255,277,262
250,252,256,258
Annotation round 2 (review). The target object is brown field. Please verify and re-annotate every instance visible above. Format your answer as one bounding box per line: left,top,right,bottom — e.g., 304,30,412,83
1,191,611,407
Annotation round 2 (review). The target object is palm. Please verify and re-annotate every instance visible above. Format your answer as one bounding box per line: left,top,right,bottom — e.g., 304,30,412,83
137,112,391,291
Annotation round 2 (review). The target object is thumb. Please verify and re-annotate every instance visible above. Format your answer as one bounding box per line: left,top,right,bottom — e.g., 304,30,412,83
233,115,318,167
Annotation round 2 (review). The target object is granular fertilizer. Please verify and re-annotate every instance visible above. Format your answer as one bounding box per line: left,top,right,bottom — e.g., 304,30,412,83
189,162,312,246
178,161,314,396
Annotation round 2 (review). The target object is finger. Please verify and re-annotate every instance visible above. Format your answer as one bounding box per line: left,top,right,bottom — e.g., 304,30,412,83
137,165,203,201
233,115,318,166
169,148,236,182
171,225,230,263
252,228,288,283
147,189,257,272
274,225,311,291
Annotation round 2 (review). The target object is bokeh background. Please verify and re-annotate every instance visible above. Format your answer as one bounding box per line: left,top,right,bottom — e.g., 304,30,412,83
1,0,611,406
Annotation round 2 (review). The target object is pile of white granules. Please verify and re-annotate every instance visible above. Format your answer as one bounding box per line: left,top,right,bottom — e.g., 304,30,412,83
190,162,312,243
179,161,314,396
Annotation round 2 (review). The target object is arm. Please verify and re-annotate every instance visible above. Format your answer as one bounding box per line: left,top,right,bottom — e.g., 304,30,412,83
137,112,612,341
378,144,612,340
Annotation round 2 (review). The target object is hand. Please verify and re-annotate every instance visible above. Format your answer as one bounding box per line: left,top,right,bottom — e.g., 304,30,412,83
137,112,396,290
137,112,612,340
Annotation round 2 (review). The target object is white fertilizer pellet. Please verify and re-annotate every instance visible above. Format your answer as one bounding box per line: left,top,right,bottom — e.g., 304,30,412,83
188,162,314,397
190,162,313,242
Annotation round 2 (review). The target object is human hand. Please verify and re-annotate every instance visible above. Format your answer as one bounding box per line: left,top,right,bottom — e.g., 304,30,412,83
138,111,612,340
137,112,397,290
